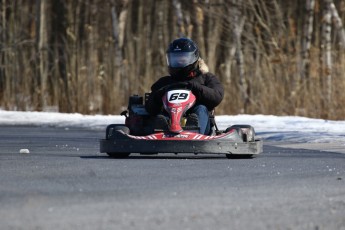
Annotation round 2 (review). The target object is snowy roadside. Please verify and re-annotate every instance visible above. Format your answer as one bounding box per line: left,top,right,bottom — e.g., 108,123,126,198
1,110,345,154
216,115,345,154
267,142,345,154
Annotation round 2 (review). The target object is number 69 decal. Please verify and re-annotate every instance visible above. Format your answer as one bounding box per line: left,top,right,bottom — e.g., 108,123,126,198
169,93,188,101
167,90,190,103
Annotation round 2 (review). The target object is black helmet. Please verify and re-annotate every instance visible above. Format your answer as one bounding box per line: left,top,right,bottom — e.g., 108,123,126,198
166,38,200,79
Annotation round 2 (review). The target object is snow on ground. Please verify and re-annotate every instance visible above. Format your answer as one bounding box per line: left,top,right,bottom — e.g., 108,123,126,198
1,110,345,153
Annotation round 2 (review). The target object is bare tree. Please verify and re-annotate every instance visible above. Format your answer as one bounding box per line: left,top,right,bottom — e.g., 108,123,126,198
301,0,315,82
203,0,223,74
0,0,8,106
231,0,248,113
329,1,345,48
191,0,206,58
2,0,345,119
321,0,332,104
38,0,48,110
173,0,185,37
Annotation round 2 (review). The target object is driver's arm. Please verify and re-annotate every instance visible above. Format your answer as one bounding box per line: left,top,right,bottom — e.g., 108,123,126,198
145,77,172,115
189,73,224,110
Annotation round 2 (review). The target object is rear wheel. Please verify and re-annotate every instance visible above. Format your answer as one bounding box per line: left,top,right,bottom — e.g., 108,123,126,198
105,124,131,158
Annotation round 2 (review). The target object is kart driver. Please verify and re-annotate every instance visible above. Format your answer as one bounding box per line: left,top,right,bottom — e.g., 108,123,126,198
145,38,224,135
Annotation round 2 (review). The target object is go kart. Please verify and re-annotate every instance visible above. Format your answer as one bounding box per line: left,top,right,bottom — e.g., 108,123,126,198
100,83,263,158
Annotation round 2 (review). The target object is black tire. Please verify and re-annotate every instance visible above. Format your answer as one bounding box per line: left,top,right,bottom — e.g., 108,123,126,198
106,124,130,139
105,124,131,158
139,152,158,155
225,154,254,159
107,152,131,158
225,126,244,141
227,125,255,142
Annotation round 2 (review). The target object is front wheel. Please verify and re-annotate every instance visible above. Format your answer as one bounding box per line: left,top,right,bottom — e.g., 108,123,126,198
227,125,255,142
105,124,131,158
107,152,131,158
225,126,244,142
225,154,254,159
106,124,130,139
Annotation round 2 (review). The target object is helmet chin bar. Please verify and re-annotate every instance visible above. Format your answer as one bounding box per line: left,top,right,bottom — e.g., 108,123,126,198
168,61,198,79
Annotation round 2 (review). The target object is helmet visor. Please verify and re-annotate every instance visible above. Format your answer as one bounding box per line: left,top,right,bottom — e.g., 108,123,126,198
166,52,198,68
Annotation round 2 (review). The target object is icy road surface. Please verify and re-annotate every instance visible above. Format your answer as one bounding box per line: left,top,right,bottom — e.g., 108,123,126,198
0,125,344,230
1,110,345,153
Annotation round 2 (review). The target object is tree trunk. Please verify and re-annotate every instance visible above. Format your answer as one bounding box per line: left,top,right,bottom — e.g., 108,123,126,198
173,0,184,37
38,0,48,110
111,4,123,89
52,0,70,112
204,0,222,74
232,0,248,113
321,1,332,105
0,0,7,106
329,1,345,49
191,1,206,59
301,0,315,83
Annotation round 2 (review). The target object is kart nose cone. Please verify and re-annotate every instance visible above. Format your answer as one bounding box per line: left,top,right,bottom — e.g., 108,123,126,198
169,124,183,133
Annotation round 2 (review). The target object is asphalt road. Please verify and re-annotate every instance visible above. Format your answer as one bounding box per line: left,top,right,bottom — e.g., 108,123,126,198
0,126,344,230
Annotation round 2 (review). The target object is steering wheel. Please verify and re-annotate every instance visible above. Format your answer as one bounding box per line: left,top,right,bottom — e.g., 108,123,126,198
152,82,191,101
157,82,191,93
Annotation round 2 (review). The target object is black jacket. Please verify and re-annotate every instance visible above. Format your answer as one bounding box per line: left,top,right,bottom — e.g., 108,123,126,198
145,72,224,115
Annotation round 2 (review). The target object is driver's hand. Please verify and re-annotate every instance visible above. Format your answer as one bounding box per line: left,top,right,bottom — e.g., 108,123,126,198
187,81,200,92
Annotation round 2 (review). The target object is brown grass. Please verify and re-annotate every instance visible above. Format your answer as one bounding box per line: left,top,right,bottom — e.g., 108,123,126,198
1,0,345,120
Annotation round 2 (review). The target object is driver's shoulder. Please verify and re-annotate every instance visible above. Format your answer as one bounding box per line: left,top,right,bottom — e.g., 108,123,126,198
201,72,220,84
193,72,215,83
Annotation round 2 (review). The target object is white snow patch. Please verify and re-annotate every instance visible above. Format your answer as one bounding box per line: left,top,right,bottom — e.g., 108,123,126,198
1,110,345,146
19,149,30,154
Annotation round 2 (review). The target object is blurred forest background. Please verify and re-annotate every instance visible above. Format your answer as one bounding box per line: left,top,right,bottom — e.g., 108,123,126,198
1,0,345,119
